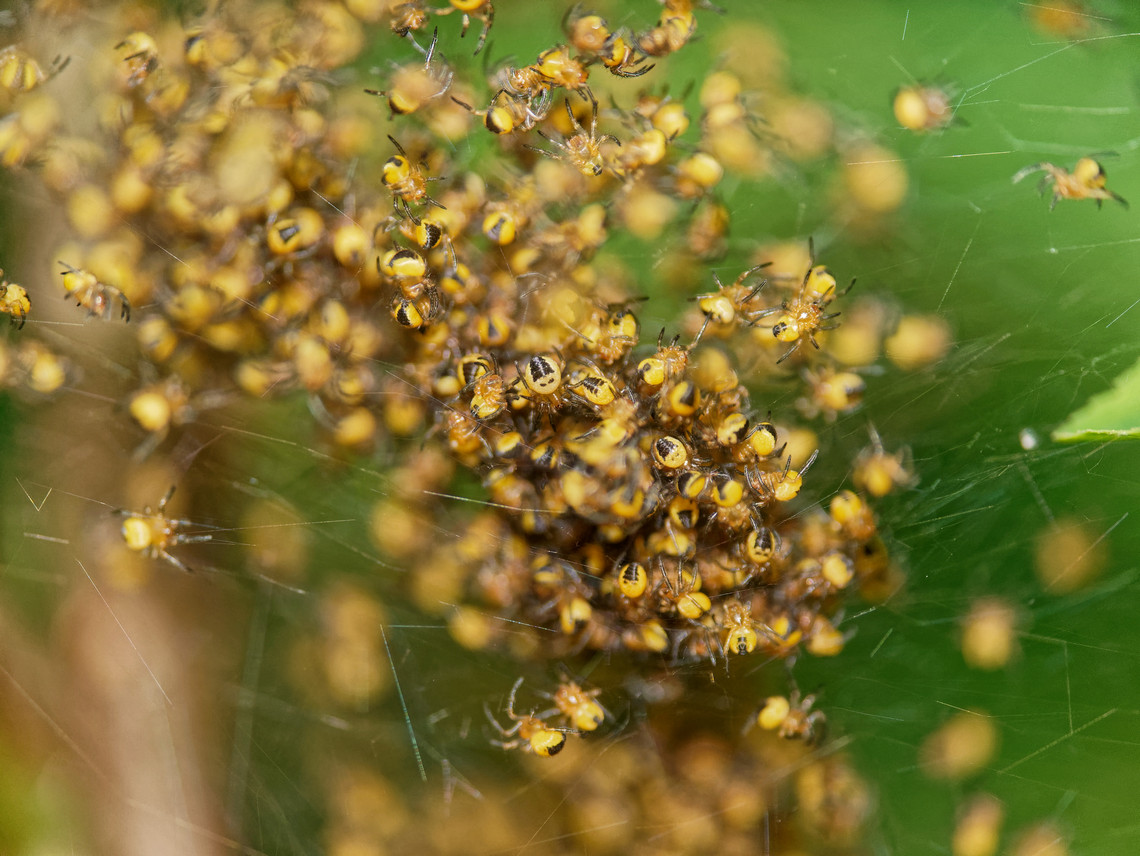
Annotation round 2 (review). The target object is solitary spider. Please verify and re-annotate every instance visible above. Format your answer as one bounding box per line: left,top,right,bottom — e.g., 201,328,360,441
0,271,30,329
59,262,131,322
1012,157,1128,210
756,690,827,745
116,487,214,573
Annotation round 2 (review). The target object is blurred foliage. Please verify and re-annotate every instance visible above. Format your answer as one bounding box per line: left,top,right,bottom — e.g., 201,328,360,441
1054,357,1140,440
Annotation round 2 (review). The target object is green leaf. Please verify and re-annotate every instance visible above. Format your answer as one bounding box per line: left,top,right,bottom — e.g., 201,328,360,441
1053,357,1140,442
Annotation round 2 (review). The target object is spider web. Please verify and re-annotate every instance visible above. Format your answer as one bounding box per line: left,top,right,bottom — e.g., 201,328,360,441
0,1,1139,854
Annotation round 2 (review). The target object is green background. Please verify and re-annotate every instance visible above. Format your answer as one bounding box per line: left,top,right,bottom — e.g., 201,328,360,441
745,2,1140,853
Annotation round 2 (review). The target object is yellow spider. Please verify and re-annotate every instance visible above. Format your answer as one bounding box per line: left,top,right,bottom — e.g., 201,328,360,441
1012,157,1128,210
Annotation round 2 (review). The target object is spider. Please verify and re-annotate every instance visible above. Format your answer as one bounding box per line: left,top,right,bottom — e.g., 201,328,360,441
746,449,819,505
0,45,69,95
852,423,916,497
116,31,160,88
526,97,618,177
717,596,796,656
544,677,605,732
433,0,495,55
751,239,853,363
365,28,454,117
756,278,851,363
1012,157,1128,210
0,270,30,329
756,690,826,745
453,87,553,135
655,559,710,620
381,136,446,210
59,262,131,322
892,83,956,133
485,677,576,756
694,262,770,327
115,487,215,573
389,1,429,37
636,329,697,389
564,12,654,79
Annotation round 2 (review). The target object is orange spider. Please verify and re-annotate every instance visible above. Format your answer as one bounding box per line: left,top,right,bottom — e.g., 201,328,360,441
1012,157,1128,210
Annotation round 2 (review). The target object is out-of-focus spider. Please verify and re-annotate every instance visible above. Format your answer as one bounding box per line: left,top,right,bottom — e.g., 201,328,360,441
526,97,618,177
1012,157,1128,210
0,45,69,95
0,270,30,329
433,0,495,55
59,262,131,322
853,423,916,497
365,28,454,117
756,690,827,745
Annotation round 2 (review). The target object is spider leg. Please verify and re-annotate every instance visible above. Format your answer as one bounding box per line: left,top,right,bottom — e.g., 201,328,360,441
431,69,456,98
421,27,440,63
45,55,71,84
756,619,792,646
774,341,800,364
612,62,654,78
525,89,554,125
797,449,820,478
157,485,177,513
805,711,828,746
169,532,215,547
386,134,409,159
450,94,476,112
505,675,525,719
1011,162,1048,184
523,142,553,160
473,4,494,55
484,701,519,737
746,305,782,322
1094,188,1129,209
565,96,585,134
691,313,712,348
560,1,581,31
157,549,196,574
736,262,771,287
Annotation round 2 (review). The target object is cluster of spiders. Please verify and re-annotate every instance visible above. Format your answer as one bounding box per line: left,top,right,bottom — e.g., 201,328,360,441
0,0,931,821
